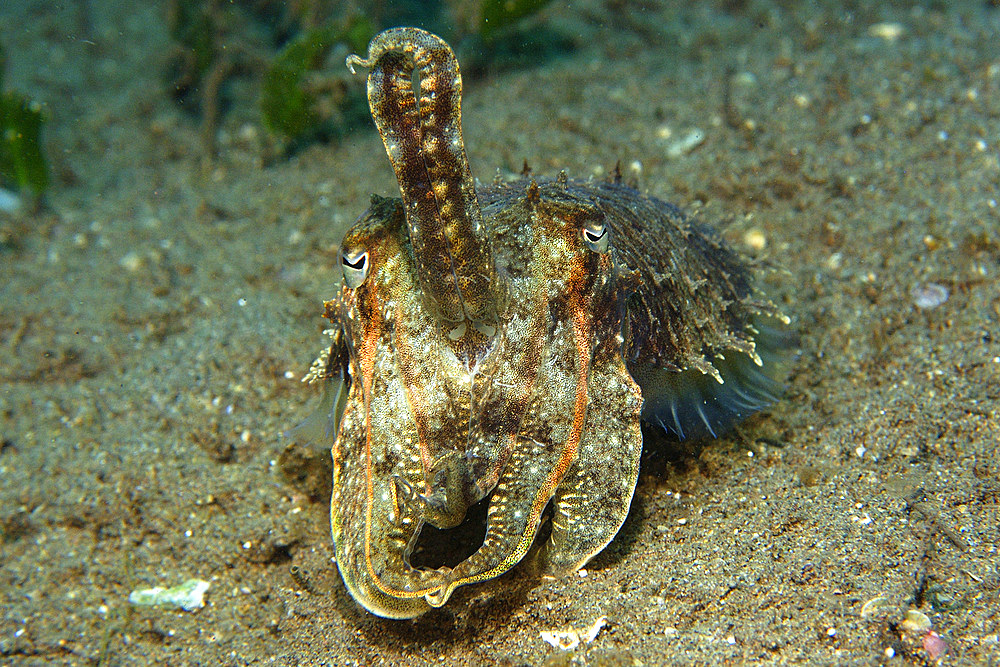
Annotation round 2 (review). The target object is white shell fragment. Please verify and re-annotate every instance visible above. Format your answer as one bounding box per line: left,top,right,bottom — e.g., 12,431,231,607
666,128,706,158
540,616,608,651
860,596,891,619
128,578,211,612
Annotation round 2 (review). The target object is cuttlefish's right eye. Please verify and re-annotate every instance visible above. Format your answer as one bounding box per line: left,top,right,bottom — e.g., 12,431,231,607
341,247,370,288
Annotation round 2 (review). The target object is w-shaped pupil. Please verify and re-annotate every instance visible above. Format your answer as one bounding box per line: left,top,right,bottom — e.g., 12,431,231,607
343,252,368,270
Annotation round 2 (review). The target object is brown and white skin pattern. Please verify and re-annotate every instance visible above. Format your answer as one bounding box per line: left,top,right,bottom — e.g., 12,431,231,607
313,28,786,618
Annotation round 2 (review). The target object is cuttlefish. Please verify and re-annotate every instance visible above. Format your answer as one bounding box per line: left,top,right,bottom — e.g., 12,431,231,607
300,27,787,618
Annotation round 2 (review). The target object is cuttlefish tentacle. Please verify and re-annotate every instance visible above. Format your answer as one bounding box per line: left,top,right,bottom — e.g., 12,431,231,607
538,321,644,577
348,28,503,336
424,298,595,608
416,199,627,608
330,208,434,619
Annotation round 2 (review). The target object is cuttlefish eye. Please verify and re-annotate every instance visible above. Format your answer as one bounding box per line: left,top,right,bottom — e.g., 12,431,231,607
582,220,610,253
341,248,370,288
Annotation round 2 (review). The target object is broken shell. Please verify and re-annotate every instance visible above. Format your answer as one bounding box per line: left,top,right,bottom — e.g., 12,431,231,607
860,596,891,619
900,609,932,634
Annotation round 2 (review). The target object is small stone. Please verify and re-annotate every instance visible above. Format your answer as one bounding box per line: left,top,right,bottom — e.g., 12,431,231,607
923,631,948,660
911,283,948,310
120,251,144,273
743,229,767,251
0,188,22,214
868,22,905,41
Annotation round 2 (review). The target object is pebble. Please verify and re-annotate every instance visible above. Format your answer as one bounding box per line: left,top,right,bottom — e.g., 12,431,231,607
923,631,949,660
0,188,21,214
910,283,949,310
743,229,767,251
119,251,145,272
868,22,905,41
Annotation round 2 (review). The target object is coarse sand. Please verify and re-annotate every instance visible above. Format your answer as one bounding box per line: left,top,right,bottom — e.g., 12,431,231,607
1,1,998,665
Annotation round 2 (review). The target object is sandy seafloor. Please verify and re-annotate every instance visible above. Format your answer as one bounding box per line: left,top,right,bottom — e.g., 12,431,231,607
1,1,999,665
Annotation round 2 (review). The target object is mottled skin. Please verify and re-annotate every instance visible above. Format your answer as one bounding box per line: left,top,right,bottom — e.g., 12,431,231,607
310,28,785,618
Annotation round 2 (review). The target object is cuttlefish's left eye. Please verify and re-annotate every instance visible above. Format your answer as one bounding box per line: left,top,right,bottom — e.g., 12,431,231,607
341,248,370,288
581,219,610,253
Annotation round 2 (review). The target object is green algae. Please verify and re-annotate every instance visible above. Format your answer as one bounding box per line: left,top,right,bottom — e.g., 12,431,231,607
479,0,553,40
0,44,49,195
261,17,373,143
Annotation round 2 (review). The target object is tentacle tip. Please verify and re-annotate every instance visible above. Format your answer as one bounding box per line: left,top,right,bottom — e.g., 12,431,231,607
424,584,454,608
345,54,369,75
